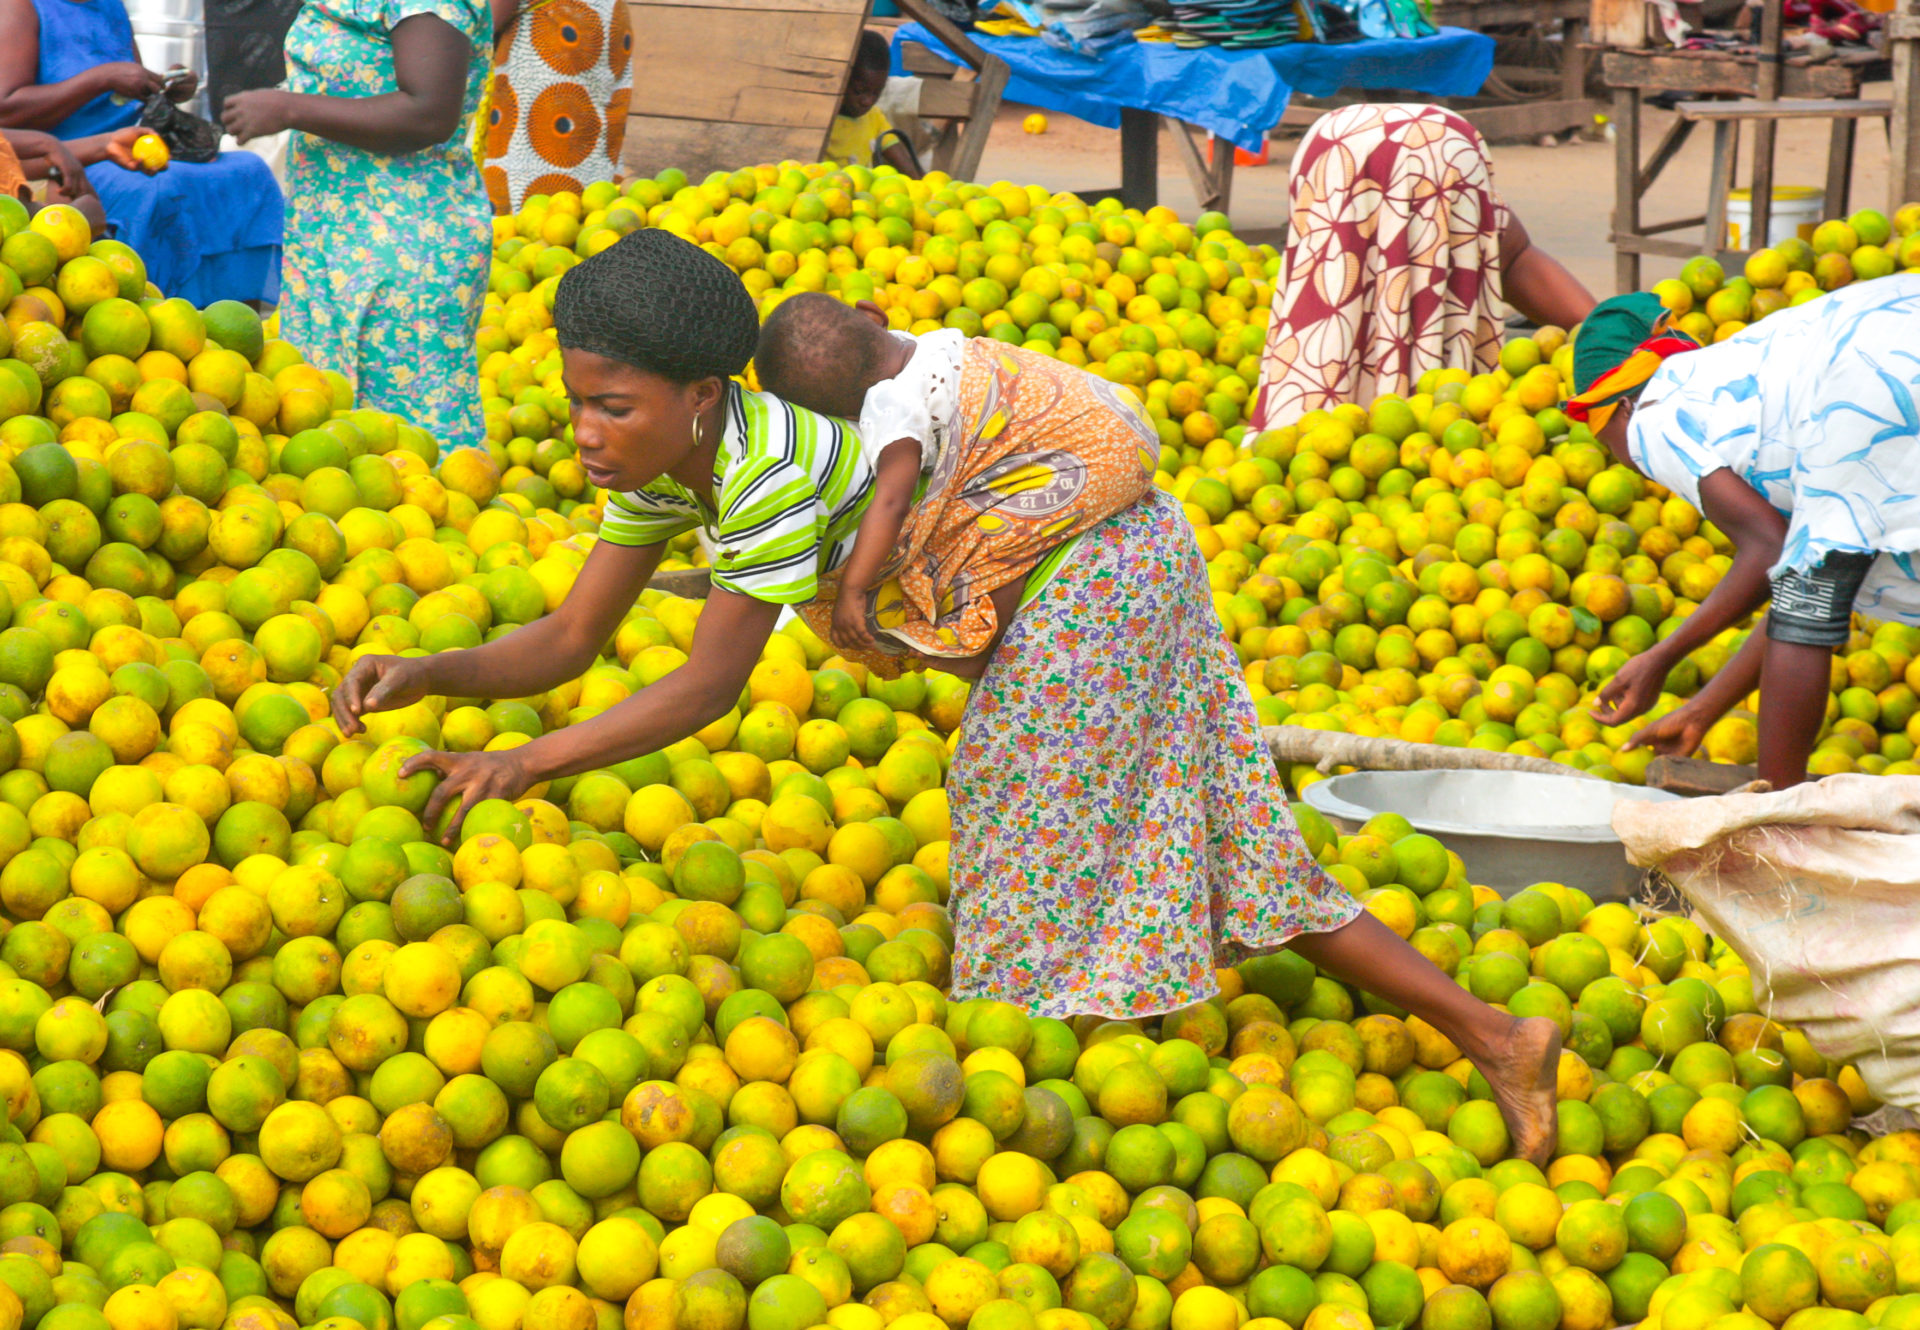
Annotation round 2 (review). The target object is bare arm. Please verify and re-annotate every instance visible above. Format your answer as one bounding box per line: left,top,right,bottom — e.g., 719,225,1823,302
0,0,165,130
878,139,919,180
1595,467,1785,725
406,587,782,839
333,535,663,736
832,440,918,652
1758,638,1830,788
1499,215,1597,332
1623,623,1764,757
221,12,470,154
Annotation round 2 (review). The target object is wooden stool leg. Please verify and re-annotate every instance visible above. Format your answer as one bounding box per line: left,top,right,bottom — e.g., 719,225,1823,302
1613,86,1642,294
1825,115,1857,219
1705,120,1734,253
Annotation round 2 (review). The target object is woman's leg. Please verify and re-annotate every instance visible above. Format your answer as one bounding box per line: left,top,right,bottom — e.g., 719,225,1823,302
1289,911,1563,1167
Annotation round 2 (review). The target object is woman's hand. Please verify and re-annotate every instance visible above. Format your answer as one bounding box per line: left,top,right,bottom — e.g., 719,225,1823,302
100,125,144,171
221,89,292,143
832,589,882,655
408,747,533,844
162,67,198,103
333,654,434,737
1593,650,1669,727
1623,697,1717,759
96,62,166,100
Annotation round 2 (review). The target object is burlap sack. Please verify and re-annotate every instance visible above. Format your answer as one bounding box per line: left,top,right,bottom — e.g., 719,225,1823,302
1612,774,1920,1110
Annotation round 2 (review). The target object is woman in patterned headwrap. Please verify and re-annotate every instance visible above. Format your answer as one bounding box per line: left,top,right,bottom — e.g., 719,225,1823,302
1251,103,1596,430
482,0,631,212
335,228,1571,1171
1580,277,1920,789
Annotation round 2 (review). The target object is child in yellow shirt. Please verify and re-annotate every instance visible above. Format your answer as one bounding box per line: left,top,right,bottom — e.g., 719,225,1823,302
828,31,920,176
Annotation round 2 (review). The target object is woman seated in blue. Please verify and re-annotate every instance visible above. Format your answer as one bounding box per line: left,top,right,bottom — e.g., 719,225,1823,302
0,0,285,305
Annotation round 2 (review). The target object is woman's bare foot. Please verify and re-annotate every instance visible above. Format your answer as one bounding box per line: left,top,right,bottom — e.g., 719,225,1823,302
1480,1016,1562,1167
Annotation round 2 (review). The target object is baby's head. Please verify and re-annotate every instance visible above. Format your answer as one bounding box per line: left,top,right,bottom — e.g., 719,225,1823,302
755,293,894,420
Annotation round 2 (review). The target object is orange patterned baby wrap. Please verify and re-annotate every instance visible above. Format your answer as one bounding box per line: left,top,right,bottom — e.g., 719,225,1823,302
798,338,1158,667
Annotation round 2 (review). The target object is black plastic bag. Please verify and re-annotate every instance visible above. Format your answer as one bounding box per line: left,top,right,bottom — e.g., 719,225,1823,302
138,93,222,163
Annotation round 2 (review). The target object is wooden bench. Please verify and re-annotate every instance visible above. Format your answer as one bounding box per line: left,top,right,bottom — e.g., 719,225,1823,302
1674,97,1893,258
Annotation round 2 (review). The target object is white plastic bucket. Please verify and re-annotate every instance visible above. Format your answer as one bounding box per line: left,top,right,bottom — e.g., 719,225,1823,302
1726,186,1825,250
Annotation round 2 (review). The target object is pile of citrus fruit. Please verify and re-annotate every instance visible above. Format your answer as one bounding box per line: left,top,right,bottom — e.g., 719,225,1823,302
1650,205,1920,347
1,173,1919,1330
477,166,1920,785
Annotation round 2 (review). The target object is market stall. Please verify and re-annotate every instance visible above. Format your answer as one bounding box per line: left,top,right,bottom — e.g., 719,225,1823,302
890,21,1494,208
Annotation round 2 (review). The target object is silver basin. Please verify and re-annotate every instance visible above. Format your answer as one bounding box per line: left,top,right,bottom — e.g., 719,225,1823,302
1301,769,1683,903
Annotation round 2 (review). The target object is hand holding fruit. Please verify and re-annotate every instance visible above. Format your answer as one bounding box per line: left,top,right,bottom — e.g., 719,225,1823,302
1593,650,1667,727
334,654,434,737
406,747,533,844
1624,695,1717,759
221,89,292,143
129,132,170,173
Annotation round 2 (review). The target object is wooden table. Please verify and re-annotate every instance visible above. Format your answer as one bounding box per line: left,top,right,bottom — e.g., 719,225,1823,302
1430,0,1601,140
1602,44,1883,290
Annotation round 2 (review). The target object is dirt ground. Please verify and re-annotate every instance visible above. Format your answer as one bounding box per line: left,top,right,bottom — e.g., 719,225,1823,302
964,81,1896,298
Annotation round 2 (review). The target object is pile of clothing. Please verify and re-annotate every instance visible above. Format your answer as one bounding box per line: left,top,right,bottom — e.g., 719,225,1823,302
1142,0,1432,48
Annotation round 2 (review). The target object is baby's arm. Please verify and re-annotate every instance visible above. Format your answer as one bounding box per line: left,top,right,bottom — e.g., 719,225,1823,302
831,438,921,652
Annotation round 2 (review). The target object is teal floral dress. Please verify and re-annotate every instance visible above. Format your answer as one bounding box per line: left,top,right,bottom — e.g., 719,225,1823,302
280,0,493,451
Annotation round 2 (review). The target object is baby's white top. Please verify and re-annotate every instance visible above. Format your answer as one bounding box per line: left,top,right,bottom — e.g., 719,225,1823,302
856,328,966,474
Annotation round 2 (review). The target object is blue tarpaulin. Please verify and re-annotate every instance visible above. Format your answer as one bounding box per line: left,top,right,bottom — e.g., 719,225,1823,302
890,23,1494,152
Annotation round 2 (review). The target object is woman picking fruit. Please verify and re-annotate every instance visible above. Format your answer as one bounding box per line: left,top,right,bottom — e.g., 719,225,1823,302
1251,103,1595,429
221,0,494,450
1580,277,1920,789
337,227,1566,1165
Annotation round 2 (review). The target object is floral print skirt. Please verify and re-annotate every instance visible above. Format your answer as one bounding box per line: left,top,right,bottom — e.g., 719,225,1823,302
946,488,1362,1019
1250,103,1510,431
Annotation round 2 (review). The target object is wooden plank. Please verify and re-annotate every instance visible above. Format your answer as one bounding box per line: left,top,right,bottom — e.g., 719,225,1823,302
1893,1,1920,210
1590,0,1645,48
623,115,834,177
1644,756,1760,797
1705,118,1736,251
1636,115,1695,195
916,80,980,118
622,0,866,180
630,8,864,120
1458,98,1597,141
1612,86,1641,292
1434,0,1587,25
893,0,994,71
1610,232,1716,258
1602,50,1861,98
1751,0,1785,246
943,52,1006,181
1641,213,1708,233
1676,97,1891,120
1826,115,1857,219
648,569,712,598
901,45,960,76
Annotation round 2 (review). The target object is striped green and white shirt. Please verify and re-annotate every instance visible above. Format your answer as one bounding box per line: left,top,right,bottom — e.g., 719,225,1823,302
598,384,873,604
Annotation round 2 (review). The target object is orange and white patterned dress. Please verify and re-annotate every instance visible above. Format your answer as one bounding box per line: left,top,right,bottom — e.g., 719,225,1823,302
796,336,1158,668
483,0,632,213
1251,103,1512,430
